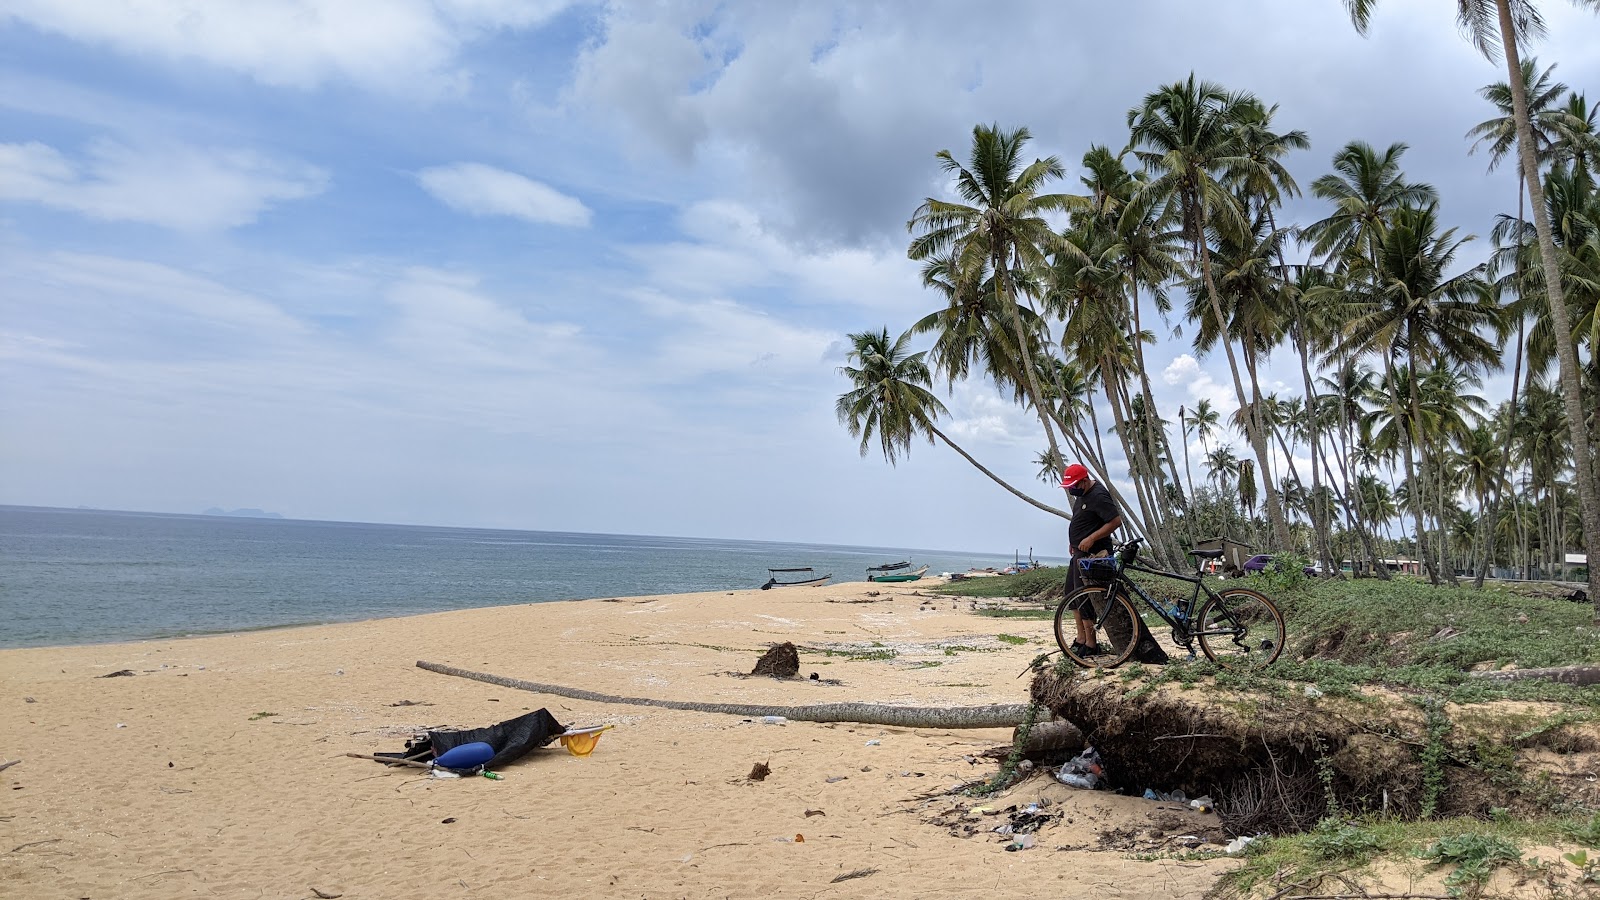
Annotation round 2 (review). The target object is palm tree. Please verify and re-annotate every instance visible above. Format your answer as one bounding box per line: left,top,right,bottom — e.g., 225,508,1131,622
1341,203,1501,585
1467,57,1569,172
1342,0,1600,615
1454,421,1509,584
1550,92,1599,173
1126,75,1294,552
836,328,1067,518
1206,445,1240,494
1302,141,1439,266
1190,399,1221,461
908,124,1080,486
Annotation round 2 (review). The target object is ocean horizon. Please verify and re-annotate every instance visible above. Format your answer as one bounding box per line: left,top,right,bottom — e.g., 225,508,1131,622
0,505,1061,650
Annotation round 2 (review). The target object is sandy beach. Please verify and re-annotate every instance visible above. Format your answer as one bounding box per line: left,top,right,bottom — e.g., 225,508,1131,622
2,578,1236,899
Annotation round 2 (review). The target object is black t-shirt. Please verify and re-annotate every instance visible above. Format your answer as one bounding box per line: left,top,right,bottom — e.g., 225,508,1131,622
1068,482,1119,555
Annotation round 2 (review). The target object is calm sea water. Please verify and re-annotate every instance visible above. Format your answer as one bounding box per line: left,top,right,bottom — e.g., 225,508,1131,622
0,506,1058,649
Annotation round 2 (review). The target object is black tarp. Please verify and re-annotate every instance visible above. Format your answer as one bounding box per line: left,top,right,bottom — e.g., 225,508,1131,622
397,709,567,771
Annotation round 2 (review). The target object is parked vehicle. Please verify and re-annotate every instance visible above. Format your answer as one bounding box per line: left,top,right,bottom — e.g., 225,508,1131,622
1241,554,1318,577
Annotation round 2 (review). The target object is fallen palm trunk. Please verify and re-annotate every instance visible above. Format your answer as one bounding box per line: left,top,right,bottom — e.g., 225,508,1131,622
1468,665,1600,686
416,660,1029,729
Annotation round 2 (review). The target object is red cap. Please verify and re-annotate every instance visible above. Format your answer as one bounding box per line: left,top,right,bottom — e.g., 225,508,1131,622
1060,463,1089,488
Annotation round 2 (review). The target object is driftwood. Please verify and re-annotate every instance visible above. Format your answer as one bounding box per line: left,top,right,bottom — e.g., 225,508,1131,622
416,660,1029,729
1469,665,1600,686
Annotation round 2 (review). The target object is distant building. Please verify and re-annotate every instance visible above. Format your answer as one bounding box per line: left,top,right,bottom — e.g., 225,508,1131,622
1379,557,1422,576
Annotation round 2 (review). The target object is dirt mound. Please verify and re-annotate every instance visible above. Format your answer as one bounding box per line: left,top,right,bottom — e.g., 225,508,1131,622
1030,667,1600,835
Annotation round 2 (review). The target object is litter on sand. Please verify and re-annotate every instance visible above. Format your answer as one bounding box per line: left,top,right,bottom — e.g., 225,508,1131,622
348,709,616,776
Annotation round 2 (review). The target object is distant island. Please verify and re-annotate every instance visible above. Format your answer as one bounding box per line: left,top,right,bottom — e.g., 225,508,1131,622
202,508,284,519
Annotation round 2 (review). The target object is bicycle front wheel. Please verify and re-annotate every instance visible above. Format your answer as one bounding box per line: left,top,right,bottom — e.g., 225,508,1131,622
1195,587,1284,669
1053,586,1139,669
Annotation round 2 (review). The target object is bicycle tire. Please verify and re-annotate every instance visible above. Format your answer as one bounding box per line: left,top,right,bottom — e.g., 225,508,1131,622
1053,586,1139,669
1195,587,1284,669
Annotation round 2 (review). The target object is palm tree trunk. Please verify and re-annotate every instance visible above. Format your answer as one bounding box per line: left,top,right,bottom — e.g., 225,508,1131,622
1103,366,1164,560
926,423,1069,519
1478,300,1527,588
1195,217,1294,551
1130,281,1189,509
1495,0,1600,618
1295,329,1337,576
1180,411,1198,508
1385,352,1443,584
993,252,1074,505
1033,360,1154,543
1331,360,1388,578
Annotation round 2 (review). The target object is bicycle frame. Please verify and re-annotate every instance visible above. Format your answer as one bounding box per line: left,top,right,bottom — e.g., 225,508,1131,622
1096,561,1244,648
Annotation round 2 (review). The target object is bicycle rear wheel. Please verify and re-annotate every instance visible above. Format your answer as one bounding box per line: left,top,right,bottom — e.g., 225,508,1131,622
1053,586,1139,669
1195,587,1284,669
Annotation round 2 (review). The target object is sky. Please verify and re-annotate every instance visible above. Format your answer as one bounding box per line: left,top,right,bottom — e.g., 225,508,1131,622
2,1,1598,555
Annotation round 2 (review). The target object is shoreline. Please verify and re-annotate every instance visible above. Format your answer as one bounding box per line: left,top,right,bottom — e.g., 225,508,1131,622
1,579,1232,898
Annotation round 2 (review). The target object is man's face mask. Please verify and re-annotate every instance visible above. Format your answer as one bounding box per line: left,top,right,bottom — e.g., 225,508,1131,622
1067,484,1087,497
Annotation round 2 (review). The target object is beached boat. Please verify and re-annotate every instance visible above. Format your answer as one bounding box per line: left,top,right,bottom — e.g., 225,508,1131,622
866,560,911,575
760,567,831,589
867,564,929,583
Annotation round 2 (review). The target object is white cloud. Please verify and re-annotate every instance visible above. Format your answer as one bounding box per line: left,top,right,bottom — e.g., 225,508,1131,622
1,0,573,94
1160,354,1236,416
380,267,584,371
0,139,326,231
417,162,591,227
627,287,835,383
625,200,920,314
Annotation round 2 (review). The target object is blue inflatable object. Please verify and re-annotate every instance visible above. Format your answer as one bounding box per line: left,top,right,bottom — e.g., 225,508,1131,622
433,741,495,770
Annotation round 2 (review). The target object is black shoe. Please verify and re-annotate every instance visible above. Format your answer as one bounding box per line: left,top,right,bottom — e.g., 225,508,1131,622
1070,641,1102,658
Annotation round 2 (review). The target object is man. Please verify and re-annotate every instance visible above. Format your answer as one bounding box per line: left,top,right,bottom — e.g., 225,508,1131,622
1061,462,1121,656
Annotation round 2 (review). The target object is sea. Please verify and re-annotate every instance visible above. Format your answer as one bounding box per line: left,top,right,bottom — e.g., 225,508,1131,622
0,505,1059,650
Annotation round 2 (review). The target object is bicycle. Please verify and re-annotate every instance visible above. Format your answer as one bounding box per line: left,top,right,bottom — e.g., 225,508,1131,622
1053,537,1285,670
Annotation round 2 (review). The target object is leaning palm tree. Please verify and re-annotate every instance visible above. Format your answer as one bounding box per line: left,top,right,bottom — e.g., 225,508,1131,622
1342,0,1600,614
908,124,1080,486
836,328,1067,518
1126,75,1294,553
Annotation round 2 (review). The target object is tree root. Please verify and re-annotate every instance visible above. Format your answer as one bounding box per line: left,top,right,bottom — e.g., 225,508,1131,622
416,660,1029,728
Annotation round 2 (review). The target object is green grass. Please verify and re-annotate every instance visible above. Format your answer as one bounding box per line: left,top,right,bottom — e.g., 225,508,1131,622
951,567,1600,704
943,570,1600,893
995,633,1029,645
1223,815,1595,899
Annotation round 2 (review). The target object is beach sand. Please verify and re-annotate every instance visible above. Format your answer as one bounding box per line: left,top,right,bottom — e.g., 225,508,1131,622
2,578,1238,898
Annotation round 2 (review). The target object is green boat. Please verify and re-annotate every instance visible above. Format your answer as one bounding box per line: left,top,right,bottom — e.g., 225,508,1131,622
867,564,929,583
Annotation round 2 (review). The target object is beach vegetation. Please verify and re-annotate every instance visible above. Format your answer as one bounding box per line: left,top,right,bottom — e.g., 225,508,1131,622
838,0,1600,618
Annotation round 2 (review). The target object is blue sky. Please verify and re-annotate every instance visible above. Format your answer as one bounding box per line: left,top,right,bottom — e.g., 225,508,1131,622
2,1,1597,554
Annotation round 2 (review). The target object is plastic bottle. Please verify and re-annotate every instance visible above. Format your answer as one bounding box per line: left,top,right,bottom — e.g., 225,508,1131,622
1057,771,1097,790
759,715,787,725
